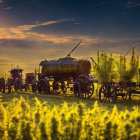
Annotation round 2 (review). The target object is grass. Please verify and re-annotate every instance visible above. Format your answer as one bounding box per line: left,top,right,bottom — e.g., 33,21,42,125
0,90,139,112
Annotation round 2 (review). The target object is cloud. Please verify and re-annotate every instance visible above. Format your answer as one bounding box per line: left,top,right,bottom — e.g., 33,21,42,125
16,18,72,31
0,18,78,44
4,6,12,10
126,1,140,8
0,18,110,45
75,22,80,25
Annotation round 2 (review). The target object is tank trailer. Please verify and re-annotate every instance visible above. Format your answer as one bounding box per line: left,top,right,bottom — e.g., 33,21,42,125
36,41,94,98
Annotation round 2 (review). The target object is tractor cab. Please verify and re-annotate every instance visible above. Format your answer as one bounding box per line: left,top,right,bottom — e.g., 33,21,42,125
9,68,23,79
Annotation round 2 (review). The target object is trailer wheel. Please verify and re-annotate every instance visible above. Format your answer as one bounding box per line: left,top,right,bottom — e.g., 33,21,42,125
0,78,5,93
74,75,94,99
99,84,117,103
128,91,132,100
118,87,128,100
60,81,67,94
99,84,108,102
38,78,50,94
127,90,134,100
73,82,81,97
52,81,59,91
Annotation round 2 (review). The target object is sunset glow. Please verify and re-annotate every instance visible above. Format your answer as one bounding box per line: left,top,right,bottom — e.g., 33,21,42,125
0,0,140,74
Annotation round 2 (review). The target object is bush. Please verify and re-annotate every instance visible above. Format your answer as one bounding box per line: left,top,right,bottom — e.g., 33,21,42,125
0,97,139,139
93,52,117,83
117,47,139,83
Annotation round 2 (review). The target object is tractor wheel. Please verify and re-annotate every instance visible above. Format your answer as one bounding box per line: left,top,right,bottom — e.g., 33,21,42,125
7,78,12,93
0,78,5,93
38,78,50,94
14,79,22,92
14,79,19,91
25,78,29,91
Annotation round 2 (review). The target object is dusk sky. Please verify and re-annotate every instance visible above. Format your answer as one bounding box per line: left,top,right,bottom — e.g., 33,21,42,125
0,0,140,74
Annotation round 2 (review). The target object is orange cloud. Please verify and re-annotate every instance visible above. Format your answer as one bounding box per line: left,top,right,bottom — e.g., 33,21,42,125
0,18,102,44
16,18,71,31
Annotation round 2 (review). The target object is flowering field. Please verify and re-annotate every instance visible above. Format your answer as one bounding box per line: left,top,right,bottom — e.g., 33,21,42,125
0,93,139,140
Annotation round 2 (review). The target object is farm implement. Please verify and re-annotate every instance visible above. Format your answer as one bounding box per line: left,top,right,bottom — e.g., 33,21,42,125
99,81,140,103
0,68,38,93
93,47,140,103
36,41,94,99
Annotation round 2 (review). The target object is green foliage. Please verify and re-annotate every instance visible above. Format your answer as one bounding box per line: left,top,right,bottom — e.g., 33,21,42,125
93,52,117,83
93,48,140,83
117,48,139,82
0,97,139,140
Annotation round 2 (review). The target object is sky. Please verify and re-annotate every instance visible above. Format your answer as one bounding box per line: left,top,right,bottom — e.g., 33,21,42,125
0,0,140,74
